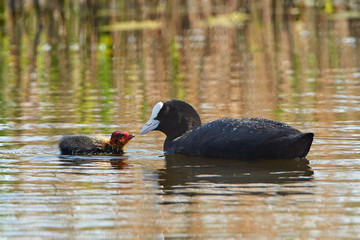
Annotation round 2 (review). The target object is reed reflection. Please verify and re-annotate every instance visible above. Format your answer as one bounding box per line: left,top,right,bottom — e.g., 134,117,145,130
1,0,360,137
159,155,313,193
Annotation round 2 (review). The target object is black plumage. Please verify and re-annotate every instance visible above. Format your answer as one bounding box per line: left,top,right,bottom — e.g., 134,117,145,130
140,100,313,159
59,131,134,155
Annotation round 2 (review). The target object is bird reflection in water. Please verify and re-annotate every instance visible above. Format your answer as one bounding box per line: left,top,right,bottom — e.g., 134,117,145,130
58,156,129,170
158,155,314,196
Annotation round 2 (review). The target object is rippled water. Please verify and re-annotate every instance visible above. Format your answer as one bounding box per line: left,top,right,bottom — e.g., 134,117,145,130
1,1,360,239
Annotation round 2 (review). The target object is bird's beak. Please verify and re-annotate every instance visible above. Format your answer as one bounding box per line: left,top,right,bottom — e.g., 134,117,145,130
121,133,135,144
140,118,159,134
125,133,135,141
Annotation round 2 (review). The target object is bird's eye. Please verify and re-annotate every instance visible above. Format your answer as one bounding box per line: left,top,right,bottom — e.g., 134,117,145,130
163,110,169,115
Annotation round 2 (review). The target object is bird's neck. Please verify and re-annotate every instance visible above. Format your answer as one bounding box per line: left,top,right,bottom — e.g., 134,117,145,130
166,117,201,140
104,143,125,154
163,120,201,152
164,138,173,151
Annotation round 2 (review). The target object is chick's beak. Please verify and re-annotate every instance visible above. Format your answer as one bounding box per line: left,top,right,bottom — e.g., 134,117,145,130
122,133,135,142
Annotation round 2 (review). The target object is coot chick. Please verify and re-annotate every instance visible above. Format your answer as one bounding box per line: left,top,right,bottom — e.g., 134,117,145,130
59,131,134,155
140,100,314,159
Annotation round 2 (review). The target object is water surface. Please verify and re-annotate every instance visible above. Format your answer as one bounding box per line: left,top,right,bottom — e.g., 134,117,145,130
1,1,360,239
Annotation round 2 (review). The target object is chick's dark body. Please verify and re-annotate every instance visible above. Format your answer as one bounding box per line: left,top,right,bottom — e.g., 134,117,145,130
59,131,134,155
59,135,124,155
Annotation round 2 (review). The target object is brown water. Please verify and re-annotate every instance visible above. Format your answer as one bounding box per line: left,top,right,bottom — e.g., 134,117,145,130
1,1,360,239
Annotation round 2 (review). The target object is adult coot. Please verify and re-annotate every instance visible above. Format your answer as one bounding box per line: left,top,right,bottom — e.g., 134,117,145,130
140,100,314,159
59,131,134,155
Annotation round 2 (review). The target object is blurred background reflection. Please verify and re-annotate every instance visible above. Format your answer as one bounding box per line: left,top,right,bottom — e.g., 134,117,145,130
1,0,360,239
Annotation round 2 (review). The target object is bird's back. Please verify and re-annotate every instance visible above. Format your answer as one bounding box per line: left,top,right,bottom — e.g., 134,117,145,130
59,135,100,155
166,118,313,159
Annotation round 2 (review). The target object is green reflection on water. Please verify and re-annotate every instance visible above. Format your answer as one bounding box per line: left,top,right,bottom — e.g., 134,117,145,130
169,37,185,100
98,34,115,123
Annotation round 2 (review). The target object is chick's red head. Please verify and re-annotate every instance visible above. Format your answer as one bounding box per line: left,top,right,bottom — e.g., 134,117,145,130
109,131,135,147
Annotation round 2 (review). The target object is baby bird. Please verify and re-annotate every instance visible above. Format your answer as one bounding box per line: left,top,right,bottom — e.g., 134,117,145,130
59,131,134,155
